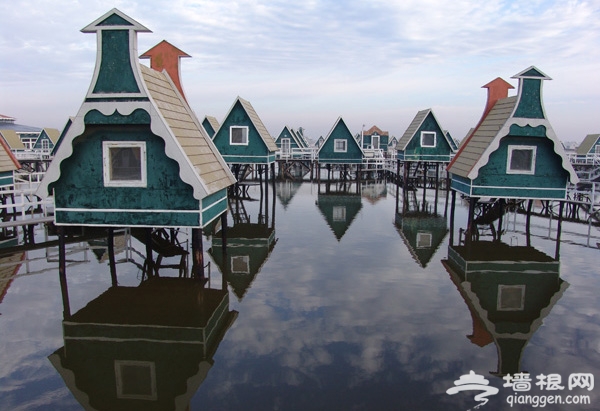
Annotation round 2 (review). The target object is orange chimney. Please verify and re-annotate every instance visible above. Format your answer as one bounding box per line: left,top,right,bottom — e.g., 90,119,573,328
140,40,191,101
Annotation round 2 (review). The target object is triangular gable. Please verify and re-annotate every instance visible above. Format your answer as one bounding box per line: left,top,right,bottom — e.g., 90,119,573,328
397,109,454,152
37,128,60,145
276,125,304,148
202,116,220,138
318,117,364,157
364,125,389,136
215,97,277,153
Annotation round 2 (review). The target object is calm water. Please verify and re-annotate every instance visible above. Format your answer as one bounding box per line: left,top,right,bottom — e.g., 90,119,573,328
0,180,599,411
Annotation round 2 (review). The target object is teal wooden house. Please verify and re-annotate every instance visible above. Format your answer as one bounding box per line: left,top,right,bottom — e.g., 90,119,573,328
361,125,390,151
575,133,600,161
397,109,456,162
448,66,579,199
443,241,568,376
211,97,278,165
33,128,59,153
202,115,220,139
317,117,364,164
37,9,236,228
275,125,307,153
50,277,237,410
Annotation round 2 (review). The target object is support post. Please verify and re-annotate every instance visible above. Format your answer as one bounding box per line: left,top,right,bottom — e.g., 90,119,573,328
57,226,71,319
555,201,564,260
108,228,117,286
192,227,204,279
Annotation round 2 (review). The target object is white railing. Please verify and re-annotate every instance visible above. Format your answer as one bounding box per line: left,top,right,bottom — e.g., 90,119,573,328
0,170,54,226
277,147,317,161
569,153,600,165
13,149,53,160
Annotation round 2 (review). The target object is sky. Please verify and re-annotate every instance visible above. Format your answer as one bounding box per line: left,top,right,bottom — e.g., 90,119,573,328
1,0,599,143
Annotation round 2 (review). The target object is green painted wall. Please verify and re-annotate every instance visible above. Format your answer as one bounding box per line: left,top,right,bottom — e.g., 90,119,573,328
275,128,301,149
318,120,363,164
212,100,274,164
362,133,390,150
33,130,55,150
513,79,544,119
50,123,201,226
202,118,216,138
401,112,452,161
93,30,139,94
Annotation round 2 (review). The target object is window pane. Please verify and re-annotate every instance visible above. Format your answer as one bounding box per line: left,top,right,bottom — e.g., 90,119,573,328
510,149,533,171
110,147,142,181
422,132,435,147
120,364,153,396
231,127,247,144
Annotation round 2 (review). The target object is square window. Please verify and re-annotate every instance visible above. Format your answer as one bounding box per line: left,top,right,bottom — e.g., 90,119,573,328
334,139,347,153
420,132,436,147
115,360,157,400
497,285,525,311
103,142,147,187
507,145,536,174
231,255,250,273
230,126,248,145
416,232,432,248
333,206,346,222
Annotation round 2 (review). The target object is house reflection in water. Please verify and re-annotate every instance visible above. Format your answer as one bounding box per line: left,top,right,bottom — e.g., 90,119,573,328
442,241,568,377
49,256,237,410
316,180,362,241
395,188,448,268
209,186,277,301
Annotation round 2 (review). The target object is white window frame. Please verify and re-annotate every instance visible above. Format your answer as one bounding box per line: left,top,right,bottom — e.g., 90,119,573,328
497,285,525,311
334,139,347,153
281,138,291,155
102,141,147,187
372,134,380,150
114,360,157,400
41,139,50,151
416,232,432,248
420,131,436,148
230,126,249,145
506,145,537,175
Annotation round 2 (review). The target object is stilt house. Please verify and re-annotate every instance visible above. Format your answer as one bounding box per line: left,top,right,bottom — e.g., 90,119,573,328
575,134,600,162
37,9,236,228
361,125,390,151
317,117,364,164
447,66,579,199
275,125,307,156
397,109,456,162
211,97,278,165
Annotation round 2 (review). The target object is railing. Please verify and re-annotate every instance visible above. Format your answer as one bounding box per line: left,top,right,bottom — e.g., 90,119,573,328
13,149,53,160
569,153,600,165
0,170,54,227
277,147,317,161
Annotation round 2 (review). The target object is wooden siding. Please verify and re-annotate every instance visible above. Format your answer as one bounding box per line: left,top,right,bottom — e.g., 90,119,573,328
142,65,235,193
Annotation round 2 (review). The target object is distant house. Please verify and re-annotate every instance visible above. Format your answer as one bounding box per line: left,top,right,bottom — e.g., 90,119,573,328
33,128,59,154
37,8,236,228
315,135,325,149
575,134,600,161
317,117,364,164
361,125,390,151
211,97,278,166
397,109,456,162
447,67,579,199
276,125,304,156
202,116,220,138
0,133,21,187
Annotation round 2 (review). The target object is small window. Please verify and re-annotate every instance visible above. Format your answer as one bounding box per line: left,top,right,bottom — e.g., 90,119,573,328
230,126,249,145
497,285,525,311
231,255,250,273
103,141,147,187
416,232,432,248
333,206,346,222
507,145,536,174
420,131,436,147
595,144,600,154
115,360,157,400
334,139,347,153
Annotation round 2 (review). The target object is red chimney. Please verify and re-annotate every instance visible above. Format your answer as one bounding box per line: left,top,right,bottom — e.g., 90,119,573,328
140,40,191,101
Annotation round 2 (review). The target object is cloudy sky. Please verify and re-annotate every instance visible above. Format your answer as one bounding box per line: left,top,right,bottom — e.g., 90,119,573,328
1,0,599,142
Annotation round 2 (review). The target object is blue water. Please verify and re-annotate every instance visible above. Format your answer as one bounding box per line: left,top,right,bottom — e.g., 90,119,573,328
0,181,598,410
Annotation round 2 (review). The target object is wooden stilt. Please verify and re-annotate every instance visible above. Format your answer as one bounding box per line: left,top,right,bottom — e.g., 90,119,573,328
57,226,71,319
220,211,228,251
555,201,564,260
192,227,204,279
526,199,533,247
449,190,456,246
108,228,117,286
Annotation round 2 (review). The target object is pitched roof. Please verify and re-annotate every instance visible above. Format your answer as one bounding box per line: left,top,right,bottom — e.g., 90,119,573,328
397,109,429,150
204,116,220,134
140,65,236,193
448,97,517,178
318,117,363,155
0,131,21,172
42,128,60,144
0,129,25,150
576,134,600,156
364,125,389,136
220,97,278,152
